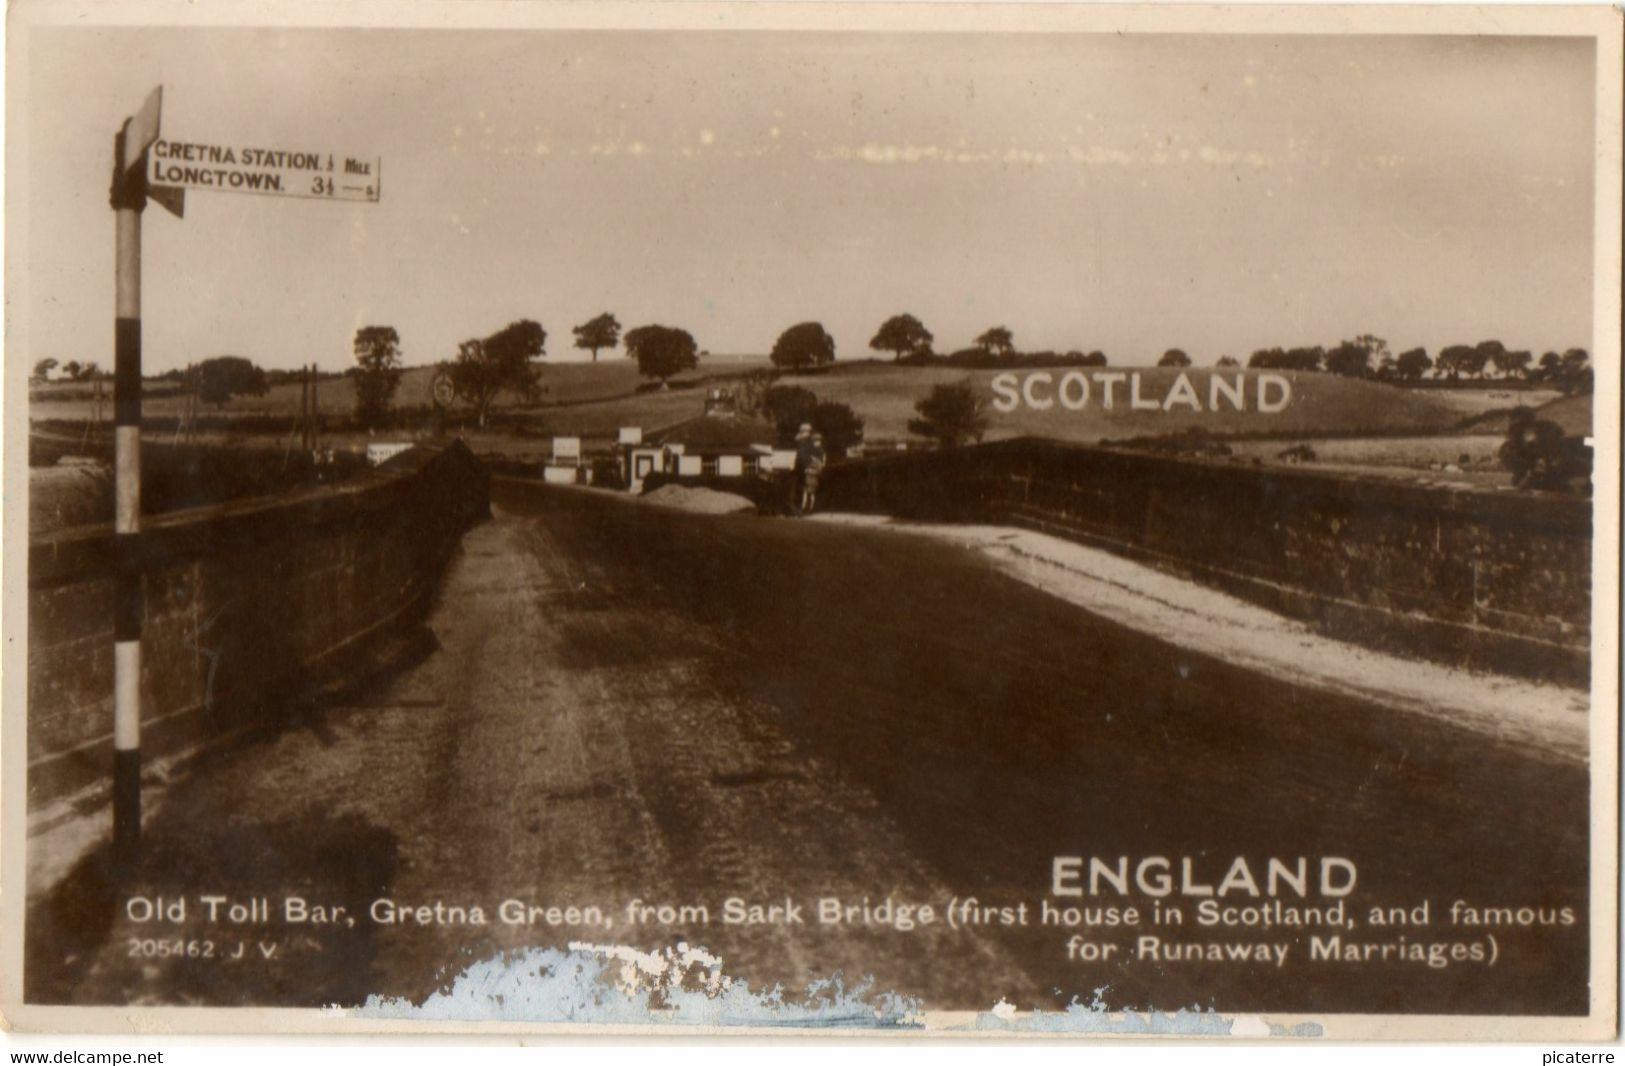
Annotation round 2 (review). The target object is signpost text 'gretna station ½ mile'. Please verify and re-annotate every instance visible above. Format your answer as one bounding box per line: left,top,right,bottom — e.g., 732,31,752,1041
105,86,378,867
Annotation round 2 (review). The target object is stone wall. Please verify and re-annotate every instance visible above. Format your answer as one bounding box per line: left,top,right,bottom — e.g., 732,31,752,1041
819,439,1591,682
27,442,489,806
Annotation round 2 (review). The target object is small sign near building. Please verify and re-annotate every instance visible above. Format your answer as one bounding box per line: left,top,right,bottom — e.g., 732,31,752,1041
618,427,643,445
431,371,456,408
366,442,412,466
553,437,581,464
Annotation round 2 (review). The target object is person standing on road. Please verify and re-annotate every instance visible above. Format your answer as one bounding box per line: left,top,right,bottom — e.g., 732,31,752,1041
790,422,813,515
801,432,827,515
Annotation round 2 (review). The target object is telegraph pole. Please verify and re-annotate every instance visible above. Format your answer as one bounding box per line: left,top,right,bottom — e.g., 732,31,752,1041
310,363,321,452
108,87,162,869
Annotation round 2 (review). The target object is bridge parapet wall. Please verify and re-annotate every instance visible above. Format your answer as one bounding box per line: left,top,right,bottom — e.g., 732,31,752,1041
27,441,490,806
819,438,1591,682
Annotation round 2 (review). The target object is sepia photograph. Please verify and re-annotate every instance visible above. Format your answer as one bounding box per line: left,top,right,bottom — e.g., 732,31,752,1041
2,0,1619,1041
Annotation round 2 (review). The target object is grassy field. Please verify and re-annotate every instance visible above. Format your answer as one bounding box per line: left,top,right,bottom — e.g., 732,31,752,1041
1467,392,1592,437
454,363,1519,454
30,360,1581,486
773,363,1517,443
25,357,734,424
1225,435,1511,489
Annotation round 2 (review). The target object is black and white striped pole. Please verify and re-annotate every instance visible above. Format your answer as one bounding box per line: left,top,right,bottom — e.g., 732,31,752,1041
108,87,163,869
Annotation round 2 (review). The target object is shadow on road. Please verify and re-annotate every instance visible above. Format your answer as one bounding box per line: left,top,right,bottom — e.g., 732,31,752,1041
26,806,400,1006
25,621,449,1005
502,482,1590,1016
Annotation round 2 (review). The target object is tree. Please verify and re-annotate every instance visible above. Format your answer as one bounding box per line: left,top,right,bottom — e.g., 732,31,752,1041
445,319,545,428
1436,344,1487,380
763,384,818,443
1534,348,1593,395
1352,334,1390,370
61,360,83,381
1500,408,1590,492
770,321,837,371
1215,355,1240,369
870,314,934,361
1491,347,1532,379
1158,349,1192,368
196,355,269,408
1249,346,1323,371
1395,348,1432,380
32,358,58,381
353,325,404,429
626,324,699,386
1324,340,1371,377
908,380,988,448
573,312,621,363
1286,346,1326,371
1083,350,1108,366
975,326,1015,360
812,400,864,459
1474,339,1509,378
1556,348,1593,394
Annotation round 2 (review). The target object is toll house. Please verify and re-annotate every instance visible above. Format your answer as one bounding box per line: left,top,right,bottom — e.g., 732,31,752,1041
620,388,776,491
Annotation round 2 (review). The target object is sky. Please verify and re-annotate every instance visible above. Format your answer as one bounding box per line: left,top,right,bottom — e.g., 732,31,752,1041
19,27,1597,372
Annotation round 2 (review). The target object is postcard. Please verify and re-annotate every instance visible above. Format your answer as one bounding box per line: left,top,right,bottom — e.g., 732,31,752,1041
4,0,1619,1040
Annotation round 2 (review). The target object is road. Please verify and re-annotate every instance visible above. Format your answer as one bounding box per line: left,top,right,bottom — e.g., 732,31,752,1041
27,480,1590,1015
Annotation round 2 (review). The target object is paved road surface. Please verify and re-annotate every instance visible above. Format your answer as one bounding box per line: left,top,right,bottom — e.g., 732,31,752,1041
27,480,1589,1015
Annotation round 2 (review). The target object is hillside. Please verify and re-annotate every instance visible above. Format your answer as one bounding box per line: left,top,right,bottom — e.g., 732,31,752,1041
26,357,761,425
772,365,1479,443
30,359,1489,448
1450,392,1592,438
1532,394,1593,436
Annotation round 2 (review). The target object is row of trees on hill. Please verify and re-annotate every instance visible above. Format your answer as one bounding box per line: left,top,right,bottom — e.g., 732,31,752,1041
859,314,1595,396
35,311,659,428
1242,338,1592,393
33,354,280,411
760,315,1112,372
91,313,1592,430
869,316,1111,369
32,359,103,382
37,297,1594,399
345,318,705,429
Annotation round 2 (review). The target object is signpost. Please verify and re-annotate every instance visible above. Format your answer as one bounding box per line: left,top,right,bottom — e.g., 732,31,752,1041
108,87,161,870
107,87,379,869
148,141,381,204
431,370,454,438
